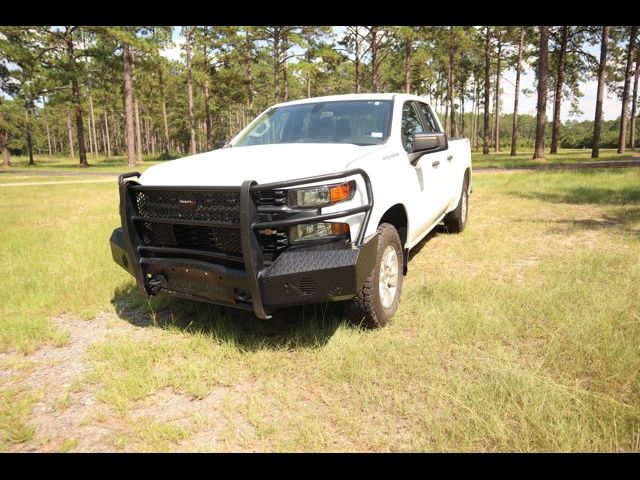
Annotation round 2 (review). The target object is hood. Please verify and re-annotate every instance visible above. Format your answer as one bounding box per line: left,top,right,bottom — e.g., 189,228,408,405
139,143,384,187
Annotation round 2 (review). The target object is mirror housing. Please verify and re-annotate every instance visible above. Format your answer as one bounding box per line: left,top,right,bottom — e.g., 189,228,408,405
409,132,448,165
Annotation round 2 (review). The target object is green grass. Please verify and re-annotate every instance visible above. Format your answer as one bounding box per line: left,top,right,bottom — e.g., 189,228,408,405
114,418,191,452
0,181,125,352
0,175,117,184
1,153,162,174
0,387,37,448
1,162,639,451
471,147,635,169
59,437,79,452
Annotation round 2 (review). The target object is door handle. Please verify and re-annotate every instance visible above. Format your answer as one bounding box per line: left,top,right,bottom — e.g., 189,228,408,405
447,155,453,161
432,160,440,168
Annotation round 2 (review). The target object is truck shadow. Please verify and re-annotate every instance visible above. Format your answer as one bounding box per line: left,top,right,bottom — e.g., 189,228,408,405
408,224,448,260
110,224,452,350
111,283,346,350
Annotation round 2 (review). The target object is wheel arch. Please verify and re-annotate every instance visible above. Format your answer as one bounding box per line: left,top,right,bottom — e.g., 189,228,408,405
377,203,409,275
464,167,472,194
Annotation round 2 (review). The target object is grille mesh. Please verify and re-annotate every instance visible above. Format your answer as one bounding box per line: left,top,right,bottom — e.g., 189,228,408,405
135,189,242,256
135,190,240,224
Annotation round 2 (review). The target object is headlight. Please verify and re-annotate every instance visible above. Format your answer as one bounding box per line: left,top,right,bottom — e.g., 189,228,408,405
290,222,350,243
287,181,355,208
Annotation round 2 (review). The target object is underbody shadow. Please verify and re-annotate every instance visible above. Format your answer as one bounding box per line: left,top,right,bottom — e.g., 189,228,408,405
111,282,346,350
408,223,448,261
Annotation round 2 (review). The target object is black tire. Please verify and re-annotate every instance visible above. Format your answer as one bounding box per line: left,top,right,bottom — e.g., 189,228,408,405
444,176,469,234
347,223,404,329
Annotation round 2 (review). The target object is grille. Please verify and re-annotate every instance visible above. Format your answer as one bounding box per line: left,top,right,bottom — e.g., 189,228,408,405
256,189,289,263
140,222,242,255
134,189,242,257
259,228,288,263
135,190,240,224
256,189,286,206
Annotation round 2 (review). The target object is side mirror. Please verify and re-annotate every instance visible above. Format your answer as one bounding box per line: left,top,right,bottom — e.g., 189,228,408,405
409,132,448,166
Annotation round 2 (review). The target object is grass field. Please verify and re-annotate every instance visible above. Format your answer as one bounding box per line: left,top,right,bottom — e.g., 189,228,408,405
0,161,639,451
470,148,636,169
1,154,161,174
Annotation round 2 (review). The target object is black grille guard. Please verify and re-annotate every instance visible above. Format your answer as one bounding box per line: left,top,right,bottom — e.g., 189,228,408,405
118,169,374,319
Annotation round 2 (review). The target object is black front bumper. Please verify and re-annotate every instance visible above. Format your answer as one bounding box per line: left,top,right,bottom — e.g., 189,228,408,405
110,170,376,319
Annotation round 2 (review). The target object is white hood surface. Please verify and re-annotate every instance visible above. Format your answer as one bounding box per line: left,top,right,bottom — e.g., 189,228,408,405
139,143,384,187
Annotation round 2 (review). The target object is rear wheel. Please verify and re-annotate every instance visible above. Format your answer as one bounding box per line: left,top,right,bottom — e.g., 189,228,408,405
444,176,469,233
347,223,403,328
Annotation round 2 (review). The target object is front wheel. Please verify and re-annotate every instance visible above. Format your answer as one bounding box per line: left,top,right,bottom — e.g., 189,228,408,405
444,177,469,233
347,223,404,328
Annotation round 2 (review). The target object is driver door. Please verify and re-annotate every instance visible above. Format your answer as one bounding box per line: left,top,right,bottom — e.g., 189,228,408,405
401,101,449,242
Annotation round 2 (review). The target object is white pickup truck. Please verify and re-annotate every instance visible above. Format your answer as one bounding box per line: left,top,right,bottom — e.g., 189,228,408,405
110,93,472,327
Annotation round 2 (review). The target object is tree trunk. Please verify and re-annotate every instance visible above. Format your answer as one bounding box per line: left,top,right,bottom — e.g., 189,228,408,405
533,26,549,160
449,27,457,138
204,79,212,148
101,113,108,156
273,28,280,102
113,108,122,155
460,78,465,136
89,94,99,156
123,41,136,166
405,34,413,93
246,44,254,111
66,108,75,158
494,33,502,152
65,30,88,167
87,111,94,157
475,85,481,149
618,25,638,154
550,26,569,154
44,106,52,157
24,106,34,165
143,118,149,154
282,30,289,102
355,27,361,94
103,107,111,157
482,27,491,155
470,80,476,148
185,28,197,155
134,98,143,163
444,100,449,135
630,51,640,149
511,28,525,156
158,66,170,154
0,130,10,166
71,82,87,167
371,27,379,93
592,27,609,158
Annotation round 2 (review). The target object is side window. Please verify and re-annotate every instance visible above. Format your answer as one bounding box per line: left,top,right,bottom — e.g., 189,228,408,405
416,102,440,133
400,102,424,152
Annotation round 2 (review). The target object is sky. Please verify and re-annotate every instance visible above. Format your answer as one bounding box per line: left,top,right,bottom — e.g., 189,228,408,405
161,27,623,123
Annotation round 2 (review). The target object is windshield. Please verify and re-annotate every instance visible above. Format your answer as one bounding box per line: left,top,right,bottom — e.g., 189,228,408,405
233,100,393,147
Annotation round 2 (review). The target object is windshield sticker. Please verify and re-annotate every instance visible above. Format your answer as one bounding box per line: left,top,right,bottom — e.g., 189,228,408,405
371,132,383,138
